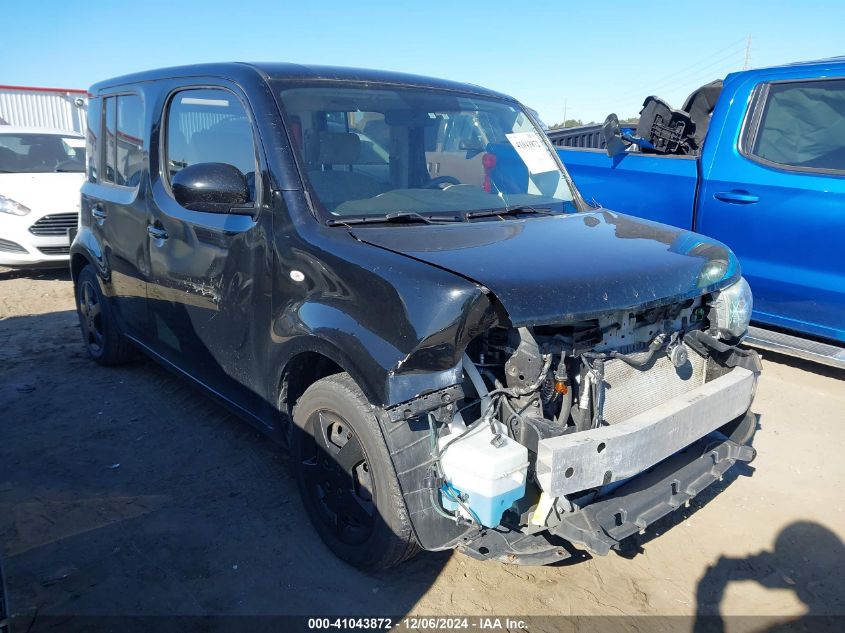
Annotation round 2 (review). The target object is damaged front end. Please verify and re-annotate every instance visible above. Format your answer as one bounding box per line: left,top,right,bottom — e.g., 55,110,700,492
380,281,760,564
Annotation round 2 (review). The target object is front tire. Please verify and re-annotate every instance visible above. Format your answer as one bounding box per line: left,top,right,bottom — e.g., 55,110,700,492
291,373,420,569
74,265,134,365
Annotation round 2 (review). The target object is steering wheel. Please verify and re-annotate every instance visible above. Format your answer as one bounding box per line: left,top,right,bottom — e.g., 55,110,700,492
54,159,84,172
424,176,461,189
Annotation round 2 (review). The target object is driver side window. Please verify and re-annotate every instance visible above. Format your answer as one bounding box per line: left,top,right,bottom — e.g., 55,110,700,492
165,88,257,202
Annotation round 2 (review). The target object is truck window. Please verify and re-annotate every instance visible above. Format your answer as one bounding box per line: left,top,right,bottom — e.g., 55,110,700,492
165,88,256,202
750,78,845,174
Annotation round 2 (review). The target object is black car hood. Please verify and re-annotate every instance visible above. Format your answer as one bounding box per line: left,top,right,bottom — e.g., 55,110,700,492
351,210,739,326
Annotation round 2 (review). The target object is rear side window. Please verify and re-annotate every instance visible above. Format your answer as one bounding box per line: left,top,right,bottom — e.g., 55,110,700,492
102,94,145,186
165,88,256,202
116,95,145,186
750,79,845,174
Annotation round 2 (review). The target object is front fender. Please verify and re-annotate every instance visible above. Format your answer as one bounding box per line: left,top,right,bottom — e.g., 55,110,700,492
274,286,496,408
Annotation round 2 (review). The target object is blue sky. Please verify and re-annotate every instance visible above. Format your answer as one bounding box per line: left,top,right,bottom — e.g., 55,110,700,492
4,0,843,125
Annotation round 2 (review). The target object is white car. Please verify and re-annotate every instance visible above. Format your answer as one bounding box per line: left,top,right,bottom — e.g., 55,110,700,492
0,126,85,268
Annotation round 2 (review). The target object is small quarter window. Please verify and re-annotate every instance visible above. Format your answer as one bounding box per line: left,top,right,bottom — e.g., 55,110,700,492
750,79,845,174
104,97,117,183
165,88,256,202
86,97,101,183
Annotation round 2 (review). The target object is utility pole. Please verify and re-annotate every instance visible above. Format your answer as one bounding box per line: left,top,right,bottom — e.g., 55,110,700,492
563,98,567,124
743,34,752,70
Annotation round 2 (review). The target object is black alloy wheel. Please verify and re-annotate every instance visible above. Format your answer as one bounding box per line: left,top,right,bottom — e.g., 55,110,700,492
78,277,104,356
74,265,134,365
299,409,376,545
291,373,420,569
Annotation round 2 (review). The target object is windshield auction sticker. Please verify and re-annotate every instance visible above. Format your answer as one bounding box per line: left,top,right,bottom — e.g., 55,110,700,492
505,132,558,174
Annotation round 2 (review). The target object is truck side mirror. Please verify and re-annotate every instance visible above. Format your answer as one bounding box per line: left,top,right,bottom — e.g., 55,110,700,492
602,113,629,158
171,162,251,213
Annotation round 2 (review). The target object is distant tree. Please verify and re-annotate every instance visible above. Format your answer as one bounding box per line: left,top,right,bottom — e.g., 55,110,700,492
620,116,640,124
550,118,584,129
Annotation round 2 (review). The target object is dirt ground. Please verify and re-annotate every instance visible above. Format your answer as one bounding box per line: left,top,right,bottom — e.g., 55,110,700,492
1,267,843,632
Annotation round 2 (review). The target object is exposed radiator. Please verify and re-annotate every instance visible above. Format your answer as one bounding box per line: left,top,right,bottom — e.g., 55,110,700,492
601,348,707,425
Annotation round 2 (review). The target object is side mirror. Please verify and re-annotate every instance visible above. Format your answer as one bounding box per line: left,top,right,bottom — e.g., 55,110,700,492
171,162,251,213
602,113,629,157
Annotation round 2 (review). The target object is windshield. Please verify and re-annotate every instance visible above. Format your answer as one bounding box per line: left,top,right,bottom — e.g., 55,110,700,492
274,83,577,222
0,133,86,173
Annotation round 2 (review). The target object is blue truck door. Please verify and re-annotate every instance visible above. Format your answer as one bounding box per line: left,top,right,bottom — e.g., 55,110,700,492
697,76,845,343
557,148,698,228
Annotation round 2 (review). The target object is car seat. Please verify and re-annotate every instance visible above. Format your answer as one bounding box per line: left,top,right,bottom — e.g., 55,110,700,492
0,147,18,172
190,117,255,176
26,141,66,170
681,80,723,150
636,97,696,155
306,131,387,212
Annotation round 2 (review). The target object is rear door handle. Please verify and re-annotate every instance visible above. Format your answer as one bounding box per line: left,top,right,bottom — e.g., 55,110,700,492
91,206,107,220
714,190,759,204
147,225,168,240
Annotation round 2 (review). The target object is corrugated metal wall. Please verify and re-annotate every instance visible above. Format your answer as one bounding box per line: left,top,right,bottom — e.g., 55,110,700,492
0,87,88,134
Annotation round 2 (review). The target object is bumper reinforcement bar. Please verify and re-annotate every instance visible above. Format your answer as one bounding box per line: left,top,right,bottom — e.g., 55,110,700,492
535,366,756,496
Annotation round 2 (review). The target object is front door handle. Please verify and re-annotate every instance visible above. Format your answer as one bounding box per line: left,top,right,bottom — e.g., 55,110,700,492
91,206,107,220
147,225,168,240
714,190,759,204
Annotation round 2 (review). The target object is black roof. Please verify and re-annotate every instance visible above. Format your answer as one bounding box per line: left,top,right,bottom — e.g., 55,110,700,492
88,62,515,101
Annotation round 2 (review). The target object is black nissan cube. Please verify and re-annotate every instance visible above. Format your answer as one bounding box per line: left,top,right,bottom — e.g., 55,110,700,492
71,63,759,569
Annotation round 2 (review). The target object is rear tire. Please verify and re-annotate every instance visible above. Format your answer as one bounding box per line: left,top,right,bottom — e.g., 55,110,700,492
291,372,420,569
74,265,134,365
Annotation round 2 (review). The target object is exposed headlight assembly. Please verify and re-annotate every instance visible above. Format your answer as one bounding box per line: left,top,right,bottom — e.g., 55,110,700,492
0,195,31,216
711,277,753,339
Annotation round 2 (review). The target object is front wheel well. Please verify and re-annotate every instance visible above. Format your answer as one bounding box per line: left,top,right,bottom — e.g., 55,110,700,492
278,351,344,421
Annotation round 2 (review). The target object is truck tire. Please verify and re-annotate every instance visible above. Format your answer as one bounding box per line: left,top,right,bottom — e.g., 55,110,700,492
291,372,420,569
74,265,134,366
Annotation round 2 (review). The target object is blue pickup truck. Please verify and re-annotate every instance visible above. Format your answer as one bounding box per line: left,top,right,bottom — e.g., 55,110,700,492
554,58,845,368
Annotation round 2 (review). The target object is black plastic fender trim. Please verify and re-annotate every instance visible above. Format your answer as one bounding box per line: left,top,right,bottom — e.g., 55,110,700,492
551,431,756,556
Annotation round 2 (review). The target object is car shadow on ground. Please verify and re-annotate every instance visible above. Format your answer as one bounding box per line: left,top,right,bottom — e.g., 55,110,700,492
693,521,845,633
0,267,71,283
0,309,450,630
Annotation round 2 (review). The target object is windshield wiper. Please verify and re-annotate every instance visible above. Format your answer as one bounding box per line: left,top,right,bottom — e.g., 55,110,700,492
326,211,462,226
465,205,553,220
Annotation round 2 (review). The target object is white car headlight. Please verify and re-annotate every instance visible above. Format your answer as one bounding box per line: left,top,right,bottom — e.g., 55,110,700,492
711,277,753,339
0,195,31,216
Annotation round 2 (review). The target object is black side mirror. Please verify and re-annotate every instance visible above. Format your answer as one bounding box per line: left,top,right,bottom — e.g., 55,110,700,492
602,113,629,158
171,162,251,213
